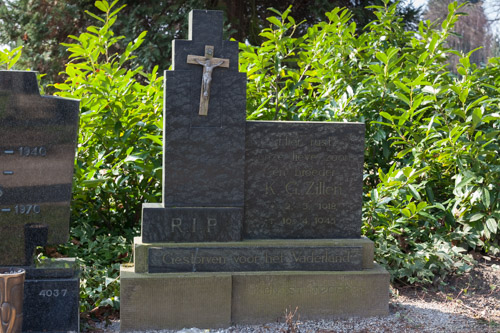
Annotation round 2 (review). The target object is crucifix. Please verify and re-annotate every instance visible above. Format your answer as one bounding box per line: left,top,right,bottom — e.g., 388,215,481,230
187,45,229,116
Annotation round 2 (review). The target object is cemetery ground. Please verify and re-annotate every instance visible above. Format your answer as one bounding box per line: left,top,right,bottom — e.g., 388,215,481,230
87,252,499,332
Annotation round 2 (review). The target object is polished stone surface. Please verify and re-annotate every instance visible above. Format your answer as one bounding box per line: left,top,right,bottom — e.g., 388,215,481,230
148,245,362,273
245,121,365,239
0,71,79,266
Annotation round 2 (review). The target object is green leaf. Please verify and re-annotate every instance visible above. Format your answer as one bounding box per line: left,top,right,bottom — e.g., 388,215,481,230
82,179,107,187
418,51,429,64
486,218,498,234
85,10,105,22
472,108,482,126
267,16,282,27
459,88,469,104
457,67,467,76
105,277,115,287
95,1,109,12
394,81,410,94
7,47,22,69
455,173,475,189
425,185,435,204
140,134,162,146
469,213,484,222
375,52,388,64
371,188,378,203
110,5,127,18
408,184,421,200
482,188,490,209
394,92,410,106
379,112,393,121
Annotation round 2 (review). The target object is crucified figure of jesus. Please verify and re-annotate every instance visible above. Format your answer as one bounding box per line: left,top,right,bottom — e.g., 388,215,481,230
195,58,225,98
187,45,230,115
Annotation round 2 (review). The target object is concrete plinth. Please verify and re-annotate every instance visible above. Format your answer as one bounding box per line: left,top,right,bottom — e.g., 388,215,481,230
120,264,389,331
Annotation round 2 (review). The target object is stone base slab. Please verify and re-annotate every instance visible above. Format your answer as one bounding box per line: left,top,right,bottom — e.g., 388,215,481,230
133,237,375,273
120,263,389,331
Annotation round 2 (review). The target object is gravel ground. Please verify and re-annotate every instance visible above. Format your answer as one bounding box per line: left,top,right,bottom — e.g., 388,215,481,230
92,255,499,333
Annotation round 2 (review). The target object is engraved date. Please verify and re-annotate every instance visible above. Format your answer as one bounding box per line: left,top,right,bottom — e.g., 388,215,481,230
18,146,47,157
15,204,41,214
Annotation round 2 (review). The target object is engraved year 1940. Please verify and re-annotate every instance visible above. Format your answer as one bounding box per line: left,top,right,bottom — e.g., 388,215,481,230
18,146,47,157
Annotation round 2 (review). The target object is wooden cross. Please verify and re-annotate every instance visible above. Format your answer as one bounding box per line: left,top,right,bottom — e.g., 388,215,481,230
187,45,229,116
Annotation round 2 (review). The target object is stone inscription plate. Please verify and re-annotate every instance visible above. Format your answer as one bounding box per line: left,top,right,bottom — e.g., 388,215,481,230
0,71,79,265
142,203,242,242
148,246,362,273
244,121,365,239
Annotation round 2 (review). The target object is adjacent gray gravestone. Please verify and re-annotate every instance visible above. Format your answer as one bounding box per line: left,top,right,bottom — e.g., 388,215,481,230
0,70,80,332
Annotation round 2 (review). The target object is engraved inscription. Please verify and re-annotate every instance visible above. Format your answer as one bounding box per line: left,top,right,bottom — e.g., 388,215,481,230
247,276,355,296
18,146,47,157
15,204,41,215
38,289,68,297
141,206,242,242
149,246,363,272
170,218,217,234
244,122,365,238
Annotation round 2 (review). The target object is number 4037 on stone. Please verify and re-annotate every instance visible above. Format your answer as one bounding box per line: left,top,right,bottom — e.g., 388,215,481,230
39,289,67,297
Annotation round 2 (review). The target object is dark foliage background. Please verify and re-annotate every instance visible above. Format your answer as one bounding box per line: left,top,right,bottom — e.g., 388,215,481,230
0,0,420,86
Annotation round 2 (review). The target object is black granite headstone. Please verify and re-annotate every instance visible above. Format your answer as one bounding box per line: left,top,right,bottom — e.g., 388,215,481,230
142,10,246,242
140,11,366,246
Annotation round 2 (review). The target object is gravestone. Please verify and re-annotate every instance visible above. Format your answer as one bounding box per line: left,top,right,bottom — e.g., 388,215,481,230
0,71,80,332
120,10,389,331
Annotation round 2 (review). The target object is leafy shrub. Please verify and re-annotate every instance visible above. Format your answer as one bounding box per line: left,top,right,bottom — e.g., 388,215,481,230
0,45,22,69
52,0,163,313
239,0,499,283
